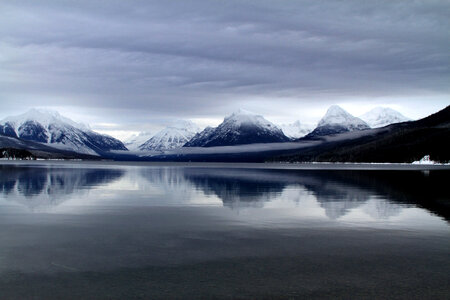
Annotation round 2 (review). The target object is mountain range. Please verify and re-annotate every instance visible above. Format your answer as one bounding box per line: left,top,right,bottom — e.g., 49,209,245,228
2,105,446,163
136,105,449,163
275,105,450,163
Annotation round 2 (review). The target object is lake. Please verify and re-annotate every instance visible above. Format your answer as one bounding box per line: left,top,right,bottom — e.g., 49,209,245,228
0,161,449,299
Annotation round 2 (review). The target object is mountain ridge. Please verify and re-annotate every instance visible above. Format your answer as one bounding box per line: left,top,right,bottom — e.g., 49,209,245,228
184,110,290,147
275,105,450,163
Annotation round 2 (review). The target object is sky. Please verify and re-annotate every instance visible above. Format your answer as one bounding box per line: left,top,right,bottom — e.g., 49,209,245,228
0,0,449,140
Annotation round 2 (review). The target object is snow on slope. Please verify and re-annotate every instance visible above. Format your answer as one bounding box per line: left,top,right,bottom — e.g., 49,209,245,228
360,107,410,128
124,132,153,151
184,109,290,147
318,105,369,129
1,108,90,132
139,120,201,151
280,121,313,139
306,105,370,138
0,109,127,155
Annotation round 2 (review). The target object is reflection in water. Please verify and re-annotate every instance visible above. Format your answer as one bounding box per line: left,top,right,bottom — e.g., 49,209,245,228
0,163,448,299
135,167,449,221
0,163,448,222
299,174,372,219
362,198,402,220
0,165,125,211
182,168,447,220
182,169,286,209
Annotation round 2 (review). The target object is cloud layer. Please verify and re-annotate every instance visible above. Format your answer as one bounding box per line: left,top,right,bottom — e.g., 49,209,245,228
1,0,449,137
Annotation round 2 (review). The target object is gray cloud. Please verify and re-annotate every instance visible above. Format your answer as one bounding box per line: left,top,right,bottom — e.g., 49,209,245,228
0,0,449,136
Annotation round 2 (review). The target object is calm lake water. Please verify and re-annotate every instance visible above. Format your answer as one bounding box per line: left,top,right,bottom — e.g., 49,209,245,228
0,162,449,299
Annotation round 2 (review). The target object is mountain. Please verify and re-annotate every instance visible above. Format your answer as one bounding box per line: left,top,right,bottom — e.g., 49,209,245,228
0,135,100,160
274,105,450,163
185,126,215,147
124,132,153,151
280,121,313,139
360,107,410,128
305,105,370,138
139,120,201,151
184,109,290,147
0,109,127,155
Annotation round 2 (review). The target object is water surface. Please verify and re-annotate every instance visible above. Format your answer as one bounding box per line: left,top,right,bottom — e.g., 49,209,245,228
0,162,449,299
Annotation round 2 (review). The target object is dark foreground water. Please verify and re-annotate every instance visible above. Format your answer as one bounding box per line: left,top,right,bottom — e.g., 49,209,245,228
0,162,449,299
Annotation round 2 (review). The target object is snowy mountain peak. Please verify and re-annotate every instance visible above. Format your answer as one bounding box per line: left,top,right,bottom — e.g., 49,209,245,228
318,105,366,127
327,104,346,114
360,107,410,128
168,120,201,132
230,108,256,116
138,120,201,152
0,109,127,155
27,108,61,118
184,111,290,147
2,108,89,131
280,121,313,139
306,105,370,138
124,132,154,151
317,105,369,128
227,109,259,120
223,109,279,129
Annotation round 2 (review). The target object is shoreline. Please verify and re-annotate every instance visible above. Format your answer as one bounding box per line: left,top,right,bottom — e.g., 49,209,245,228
1,159,450,170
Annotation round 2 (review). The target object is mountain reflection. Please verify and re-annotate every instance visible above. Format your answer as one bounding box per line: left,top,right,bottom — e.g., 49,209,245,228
136,167,448,220
0,165,125,211
0,164,448,221
182,169,286,209
180,168,384,218
305,170,449,221
180,168,448,220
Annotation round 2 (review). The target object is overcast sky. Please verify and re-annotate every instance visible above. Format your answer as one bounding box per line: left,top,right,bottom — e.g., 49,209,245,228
0,0,449,140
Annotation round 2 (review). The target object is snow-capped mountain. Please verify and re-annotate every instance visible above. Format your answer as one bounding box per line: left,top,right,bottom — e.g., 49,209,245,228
124,132,154,151
306,105,370,138
280,121,313,139
184,126,215,147
139,120,201,151
0,109,127,155
184,109,290,147
360,107,410,128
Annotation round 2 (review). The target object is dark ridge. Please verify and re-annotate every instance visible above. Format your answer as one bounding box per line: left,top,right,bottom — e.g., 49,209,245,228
273,106,450,163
